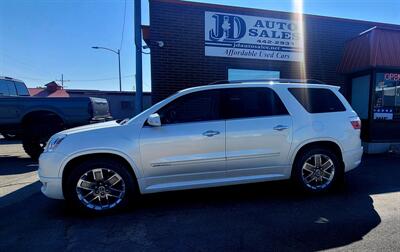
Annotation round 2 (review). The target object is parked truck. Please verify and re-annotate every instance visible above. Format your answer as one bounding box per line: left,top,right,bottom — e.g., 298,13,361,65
0,76,112,160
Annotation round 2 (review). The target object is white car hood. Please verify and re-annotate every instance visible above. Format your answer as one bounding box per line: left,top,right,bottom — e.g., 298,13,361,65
61,120,120,135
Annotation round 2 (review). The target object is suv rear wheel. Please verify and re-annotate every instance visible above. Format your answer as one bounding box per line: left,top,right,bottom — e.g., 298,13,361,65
292,148,343,193
64,159,137,212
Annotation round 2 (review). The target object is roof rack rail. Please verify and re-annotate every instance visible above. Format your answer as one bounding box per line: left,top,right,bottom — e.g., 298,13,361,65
0,76,24,82
209,78,326,85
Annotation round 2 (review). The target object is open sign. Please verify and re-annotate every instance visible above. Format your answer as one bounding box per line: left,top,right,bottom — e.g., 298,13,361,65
384,73,400,81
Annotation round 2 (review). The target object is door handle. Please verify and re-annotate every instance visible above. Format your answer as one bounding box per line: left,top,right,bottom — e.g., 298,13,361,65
202,130,220,137
273,125,289,131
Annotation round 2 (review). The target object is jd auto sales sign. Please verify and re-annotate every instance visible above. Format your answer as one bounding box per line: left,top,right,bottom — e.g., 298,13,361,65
205,12,303,61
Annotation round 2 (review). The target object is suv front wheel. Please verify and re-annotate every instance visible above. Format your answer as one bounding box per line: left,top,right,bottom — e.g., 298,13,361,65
292,148,343,193
64,158,137,212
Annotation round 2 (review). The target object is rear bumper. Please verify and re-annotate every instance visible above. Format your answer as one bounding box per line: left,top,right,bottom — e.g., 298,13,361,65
343,147,363,172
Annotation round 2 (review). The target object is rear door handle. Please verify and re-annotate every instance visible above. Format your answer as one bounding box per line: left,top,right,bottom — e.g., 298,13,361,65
202,130,220,137
273,125,289,131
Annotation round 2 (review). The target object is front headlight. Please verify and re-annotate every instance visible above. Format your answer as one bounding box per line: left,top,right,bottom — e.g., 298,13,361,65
45,134,67,152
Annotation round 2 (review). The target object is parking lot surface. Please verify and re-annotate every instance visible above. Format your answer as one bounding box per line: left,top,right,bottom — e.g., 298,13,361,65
0,138,399,251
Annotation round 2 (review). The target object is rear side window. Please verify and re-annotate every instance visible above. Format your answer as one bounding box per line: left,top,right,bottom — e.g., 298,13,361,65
15,82,30,96
0,80,10,96
7,82,17,96
157,90,221,124
223,88,288,119
289,88,346,113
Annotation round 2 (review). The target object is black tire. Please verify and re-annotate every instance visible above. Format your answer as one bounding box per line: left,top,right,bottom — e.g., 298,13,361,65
22,117,64,160
292,147,343,193
64,158,137,213
22,125,48,161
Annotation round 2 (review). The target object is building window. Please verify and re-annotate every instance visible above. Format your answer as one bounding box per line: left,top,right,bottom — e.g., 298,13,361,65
228,69,280,81
351,75,370,120
374,72,400,120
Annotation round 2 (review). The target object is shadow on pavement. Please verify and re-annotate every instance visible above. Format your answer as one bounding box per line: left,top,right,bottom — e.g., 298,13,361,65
1,154,399,251
0,139,21,146
0,156,37,175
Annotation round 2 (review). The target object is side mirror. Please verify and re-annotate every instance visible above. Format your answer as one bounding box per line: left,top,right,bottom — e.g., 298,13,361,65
147,113,161,127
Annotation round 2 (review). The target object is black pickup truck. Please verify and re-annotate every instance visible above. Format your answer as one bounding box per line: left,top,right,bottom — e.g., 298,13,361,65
0,76,112,159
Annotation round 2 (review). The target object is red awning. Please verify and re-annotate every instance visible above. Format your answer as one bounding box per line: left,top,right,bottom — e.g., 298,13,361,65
338,27,400,74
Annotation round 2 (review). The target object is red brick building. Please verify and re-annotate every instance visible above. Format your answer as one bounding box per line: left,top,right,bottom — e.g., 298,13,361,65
29,82,69,97
145,0,400,152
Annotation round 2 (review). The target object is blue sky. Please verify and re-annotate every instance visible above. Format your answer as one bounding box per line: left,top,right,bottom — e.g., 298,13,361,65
1,0,399,92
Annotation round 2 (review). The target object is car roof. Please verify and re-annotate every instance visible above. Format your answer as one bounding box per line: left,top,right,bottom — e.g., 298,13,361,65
0,76,24,83
179,81,340,94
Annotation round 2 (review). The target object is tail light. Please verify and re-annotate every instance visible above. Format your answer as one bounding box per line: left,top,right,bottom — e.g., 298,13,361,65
350,117,361,129
88,103,94,118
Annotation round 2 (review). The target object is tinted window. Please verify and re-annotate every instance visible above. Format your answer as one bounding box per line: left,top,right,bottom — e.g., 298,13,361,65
289,88,346,113
0,80,10,96
157,90,221,124
7,82,17,96
223,88,288,119
15,82,30,96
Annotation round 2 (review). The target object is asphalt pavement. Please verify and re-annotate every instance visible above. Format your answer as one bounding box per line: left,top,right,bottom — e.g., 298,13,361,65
0,138,399,251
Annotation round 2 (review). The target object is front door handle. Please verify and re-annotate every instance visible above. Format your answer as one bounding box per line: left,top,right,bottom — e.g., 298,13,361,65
273,125,289,131
202,130,220,137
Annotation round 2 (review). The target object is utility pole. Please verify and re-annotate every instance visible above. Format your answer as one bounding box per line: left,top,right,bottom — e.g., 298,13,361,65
56,74,70,88
118,49,122,92
134,0,143,114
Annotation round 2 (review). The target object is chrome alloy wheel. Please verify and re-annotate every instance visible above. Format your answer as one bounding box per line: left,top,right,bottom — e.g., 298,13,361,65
76,168,126,210
301,154,335,190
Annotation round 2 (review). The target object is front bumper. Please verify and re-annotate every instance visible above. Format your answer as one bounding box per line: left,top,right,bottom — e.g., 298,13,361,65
343,146,363,172
39,176,64,199
38,152,65,200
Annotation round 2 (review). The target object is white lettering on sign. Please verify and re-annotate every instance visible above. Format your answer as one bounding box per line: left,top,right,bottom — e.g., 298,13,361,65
373,108,394,120
384,73,400,81
204,11,303,61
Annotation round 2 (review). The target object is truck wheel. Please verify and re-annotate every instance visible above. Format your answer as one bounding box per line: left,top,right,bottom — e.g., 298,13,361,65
22,116,64,160
64,158,137,213
22,123,50,160
292,148,343,193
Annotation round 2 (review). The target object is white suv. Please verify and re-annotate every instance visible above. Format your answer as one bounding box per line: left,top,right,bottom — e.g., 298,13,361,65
39,81,363,212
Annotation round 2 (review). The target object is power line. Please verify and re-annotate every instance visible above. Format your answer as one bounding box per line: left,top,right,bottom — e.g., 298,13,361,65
119,0,127,51
10,74,135,83
69,74,134,82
